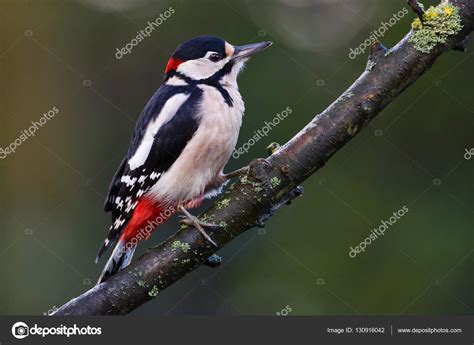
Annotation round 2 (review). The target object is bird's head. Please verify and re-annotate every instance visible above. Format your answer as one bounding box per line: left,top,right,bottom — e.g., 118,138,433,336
164,36,272,84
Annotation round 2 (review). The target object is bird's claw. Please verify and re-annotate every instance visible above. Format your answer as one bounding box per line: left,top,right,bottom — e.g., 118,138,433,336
223,166,250,180
179,216,221,231
178,213,219,247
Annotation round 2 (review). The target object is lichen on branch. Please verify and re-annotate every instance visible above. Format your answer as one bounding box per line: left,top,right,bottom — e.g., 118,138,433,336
409,2,463,53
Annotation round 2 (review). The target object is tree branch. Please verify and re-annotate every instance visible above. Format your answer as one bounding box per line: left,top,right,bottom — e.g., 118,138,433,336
54,0,474,315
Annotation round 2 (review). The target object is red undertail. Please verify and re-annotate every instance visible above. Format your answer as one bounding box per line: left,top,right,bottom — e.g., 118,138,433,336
98,198,177,284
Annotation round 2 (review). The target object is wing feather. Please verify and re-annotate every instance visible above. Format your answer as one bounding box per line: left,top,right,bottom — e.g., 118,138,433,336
98,85,203,259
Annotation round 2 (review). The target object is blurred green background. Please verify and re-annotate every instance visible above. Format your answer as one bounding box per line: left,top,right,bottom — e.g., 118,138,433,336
1,0,473,315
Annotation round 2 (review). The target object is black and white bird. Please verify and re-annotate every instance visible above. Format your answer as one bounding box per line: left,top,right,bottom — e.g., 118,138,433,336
96,36,272,283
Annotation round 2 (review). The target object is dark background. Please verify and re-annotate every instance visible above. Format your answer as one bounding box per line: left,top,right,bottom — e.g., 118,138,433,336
1,0,473,315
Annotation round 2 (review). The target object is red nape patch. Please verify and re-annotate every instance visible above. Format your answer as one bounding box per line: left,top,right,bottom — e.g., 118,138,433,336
165,57,183,74
120,198,177,243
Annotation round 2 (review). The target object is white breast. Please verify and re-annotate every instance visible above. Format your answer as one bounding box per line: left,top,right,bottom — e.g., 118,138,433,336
149,84,244,205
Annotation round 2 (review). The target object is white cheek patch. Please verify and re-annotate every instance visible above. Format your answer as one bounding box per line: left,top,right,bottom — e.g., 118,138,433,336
177,59,220,79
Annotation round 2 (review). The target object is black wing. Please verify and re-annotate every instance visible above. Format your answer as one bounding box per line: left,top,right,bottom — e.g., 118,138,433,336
97,84,203,260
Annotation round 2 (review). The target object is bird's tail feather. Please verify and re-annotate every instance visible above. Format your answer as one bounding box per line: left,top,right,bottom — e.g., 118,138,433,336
97,239,136,284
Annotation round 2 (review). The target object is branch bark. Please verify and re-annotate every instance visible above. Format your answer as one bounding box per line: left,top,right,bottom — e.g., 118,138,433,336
55,0,474,315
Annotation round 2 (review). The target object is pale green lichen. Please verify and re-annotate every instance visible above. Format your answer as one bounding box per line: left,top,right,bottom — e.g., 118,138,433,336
170,240,190,253
409,3,463,54
137,280,147,288
253,186,263,193
200,213,215,223
270,177,281,188
148,285,160,297
240,175,265,189
267,142,281,154
240,175,250,184
219,221,228,228
217,198,230,209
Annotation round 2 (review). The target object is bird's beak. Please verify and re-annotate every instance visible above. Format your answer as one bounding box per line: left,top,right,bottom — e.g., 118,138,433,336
231,41,273,61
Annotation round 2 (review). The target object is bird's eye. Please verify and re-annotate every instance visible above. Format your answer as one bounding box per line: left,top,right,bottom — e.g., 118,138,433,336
208,53,222,62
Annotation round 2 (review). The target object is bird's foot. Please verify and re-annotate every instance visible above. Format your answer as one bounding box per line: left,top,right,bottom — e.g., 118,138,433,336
179,216,221,231
178,206,219,247
223,166,249,180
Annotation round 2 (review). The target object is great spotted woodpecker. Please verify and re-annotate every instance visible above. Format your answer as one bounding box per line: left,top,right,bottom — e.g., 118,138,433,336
96,36,272,283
